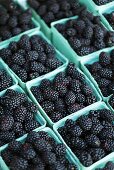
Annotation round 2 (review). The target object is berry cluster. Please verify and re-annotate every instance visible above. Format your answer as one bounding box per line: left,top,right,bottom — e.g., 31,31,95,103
1,131,78,170
31,63,96,123
86,51,114,98
93,0,113,5
96,161,114,170
58,109,114,167
0,69,13,92
0,34,62,82
28,0,84,26
55,10,114,56
104,11,114,30
0,89,40,146
0,1,35,41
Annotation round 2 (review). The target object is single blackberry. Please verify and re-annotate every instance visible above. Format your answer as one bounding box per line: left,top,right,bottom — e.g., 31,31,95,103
82,85,93,96
12,27,22,36
30,61,45,73
31,87,44,103
13,106,26,122
109,95,114,108
54,82,67,97
102,139,114,152
0,115,14,131
50,111,63,122
94,39,106,50
65,91,76,105
13,122,23,133
0,131,15,143
55,143,66,156
8,140,22,153
34,139,52,152
2,149,13,165
70,125,83,137
104,161,114,170
78,115,92,131
10,157,28,170
75,93,85,103
28,0,40,9
80,38,91,46
19,11,32,24
54,98,65,112
91,118,103,134
38,52,46,64
24,101,38,113
85,134,101,147
27,50,39,61
72,137,87,149
16,69,28,82
89,62,102,73
24,120,40,132
66,28,76,37
77,46,92,56
99,68,112,79
26,131,40,144
67,103,84,113
84,26,93,39
43,88,59,101
78,151,93,167
64,119,75,129
69,37,81,49
40,79,51,90
8,16,18,28
90,148,106,162
29,72,39,80
41,100,54,113
0,48,12,60
18,35,31,51
43,152,56,164
46,58,62,70
21,143,36,160
98,78,111,87
99,127,114,139
99,109,114,122
99,52,111,66
38,131,50,140
89,110,100,119
70,79,81,93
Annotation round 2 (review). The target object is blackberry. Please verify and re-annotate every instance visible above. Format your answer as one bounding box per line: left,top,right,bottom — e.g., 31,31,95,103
16,69,28,82
43,88,59,101
46,58,62,70
1,30,12,40
73,137,87,149
43,152,56,164
0,48,12,60
0,131,15,143
8,140,22,153
8,16,18,28
27,51,39,61
98,78,111,87
24,120,40,132
21,143,36,160
70,125,83,137
50,111,63,122
99,109,114,122
67,103,84,113
85,134,101,147
75,93,85,103
28,0,40,9
102,139,114,152
18,35,31,51
70,79,80,93
29,72,39,80
12,27,22,36
78,115,92,131
41,100,54,113
84,26,93,39
2,149,13,165
91,118,103,134
109,95,114,108
0,115,14,131
38,52,46,64
89,110,100,119
69,37,81,49
14,106,26,122
77,46,93,56
104,161,114,170
26,131,40,144
99,52,111,66
40,79,51,90
55,144,66,156
90,148,106,162
13,122,23,133
54,98,65,112
82,85,93,96
30,61,45,73
89,62,102,73
78,151,93,167
34,139,52,152
65,91,76,105
54,82,67,97
24,101,38,113
31,87,44,103
99,128,114,139
94,0,113,5
10,157,28,170
99,68,112,79
9,41,17,52
66,28,76,37
80,38,91,46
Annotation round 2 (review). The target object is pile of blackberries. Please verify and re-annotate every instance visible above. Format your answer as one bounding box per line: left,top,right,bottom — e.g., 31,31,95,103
104,11,114,30
0,0,35,41
55,10,114,56
0,34,63,82
1,130,78,170
27,0,85,26
0,89,41,146
58,109,114,167
31,62,97,123
0,69,13,92
93,0,113,5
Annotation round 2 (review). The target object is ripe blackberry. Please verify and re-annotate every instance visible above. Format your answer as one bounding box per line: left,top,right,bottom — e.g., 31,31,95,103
41,100,54,113
54,82,67,97
26,131,40,144
69,37,81,49
80,38,91,46
78,115,92,131
54,98,65,112
9,41,17,52
85,134,101,147
18,35,31,51
43,152,56,164
28,0,40,9
71,125,83,137
16,69,28,82
12,27,22,36
77,46,92,56
0,131,15,143
98,78,111,87
21,143,36,160
99,52,111,66
24,120,40,132
89,110,100,119
84,26,93,39
50,111,63,122
67,103,84,113
29,72,39,80
8,16,18,28
64,119,75,129
82,85,93,96
10,157,28,170
70,79,81,93
34,139,52,152
78,151,93,167
104,161,114,170
75,93,85,103
65,91,76,105
40,79,51,90
43,88,59,101
91,118,103,134
94,39,106,50
109,95,114,108
66,28,76,37
31,87,44,103
2,149,13,165
14,106,26,123
55,144,66,156
0,115,14,131
102,139,114,152
30,61,45,73
13,122,23,133
8,140,22,153
99,68,112,79
27,50,39,61
25,101,38,113
99,127,114,139
46,58,62,70
1,30,12,40
90,148,106,162
38,52,46,64
99,109,114,122
94,0,113,5
0,48,12,60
